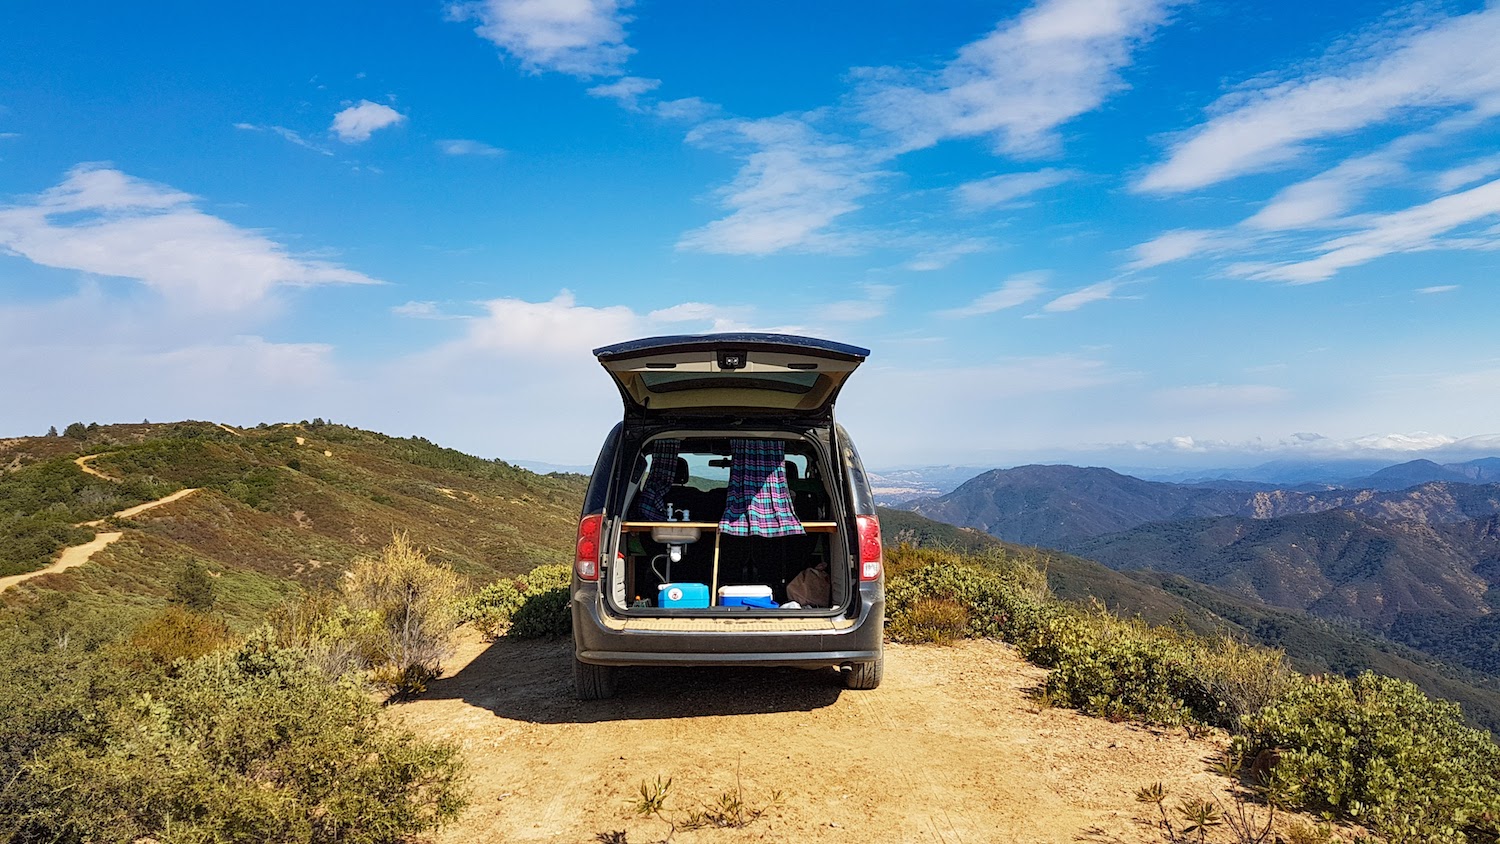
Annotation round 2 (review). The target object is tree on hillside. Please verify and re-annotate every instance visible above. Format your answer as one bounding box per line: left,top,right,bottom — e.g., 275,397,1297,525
46,426,58,437
172,560,215,612
63,422,87,439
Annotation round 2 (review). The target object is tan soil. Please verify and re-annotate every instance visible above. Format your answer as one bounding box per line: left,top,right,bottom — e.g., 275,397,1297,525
74,453,113,480
396,635,1276,844
1,487,200,594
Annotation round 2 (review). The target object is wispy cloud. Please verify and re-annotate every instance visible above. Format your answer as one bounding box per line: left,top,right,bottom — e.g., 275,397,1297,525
1043,280,1119,312
331,101,406,143
0,164,379,311
856,0,1180,156
1234,177,1500,283
392,301,470,319
1126,229,1223,270
437,138,504,157
1436,154,1500,192
938,273,1048,317
451,0,634,77
903,237,990,271
1416,284,1458,294
234,122,333,155
586,75,659,109
676,116,884,255
954,169,1074,211
819,283,895,323
1138,6,1500,193
1242,152,1401,231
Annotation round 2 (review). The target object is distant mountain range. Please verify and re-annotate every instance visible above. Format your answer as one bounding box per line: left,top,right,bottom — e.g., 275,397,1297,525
879,506,1500,735
901,459,1500,683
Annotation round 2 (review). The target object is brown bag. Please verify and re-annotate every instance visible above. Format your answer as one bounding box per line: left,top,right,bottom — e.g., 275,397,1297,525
786,564,831,607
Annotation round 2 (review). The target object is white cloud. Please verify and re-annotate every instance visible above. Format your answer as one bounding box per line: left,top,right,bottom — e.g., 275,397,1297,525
1436,154,1500,192
676,117,883,255
393,301,466,319
1242,152,1401,231
1237,177,1500,283
586,75,659,109
856,0,1180,156
0,132,19,140
1138,6,1500,193
903,238,990,271
1043,280,1119,312
459,290,639,355
938,273,1048,317
1126,229,1222,269
452,0,634,77
654,97,718,122
331,101,406,143
1416,284,1458,294
819,284,895,323
646,302,722,323
437,138,504,156
0,165,380,312
235,122,333,155
954,169,1074,211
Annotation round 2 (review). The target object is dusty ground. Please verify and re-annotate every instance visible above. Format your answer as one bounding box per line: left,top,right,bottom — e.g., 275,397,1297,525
396,635,1270,844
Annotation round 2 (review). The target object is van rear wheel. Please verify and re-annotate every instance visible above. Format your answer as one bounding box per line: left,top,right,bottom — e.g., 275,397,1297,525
574,657,617,700
844,653,883,690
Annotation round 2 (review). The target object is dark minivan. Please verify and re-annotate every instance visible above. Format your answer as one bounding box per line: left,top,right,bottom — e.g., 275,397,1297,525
570,333,885,699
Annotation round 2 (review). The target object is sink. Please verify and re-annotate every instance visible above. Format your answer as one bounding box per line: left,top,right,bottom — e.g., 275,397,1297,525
651,525,702,544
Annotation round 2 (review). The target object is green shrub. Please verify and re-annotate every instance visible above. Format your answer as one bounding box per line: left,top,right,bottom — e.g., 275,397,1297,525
1192,635,1295,730
1237,672,1500,843
459,563,572,639
1039,611,1207,726
5,632,466,844
507,584,572,638
889,598,970,645
129,605,234,666
345,533,462,696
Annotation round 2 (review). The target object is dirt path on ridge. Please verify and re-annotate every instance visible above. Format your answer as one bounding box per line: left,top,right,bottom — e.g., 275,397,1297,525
397,636,1254,844
74,453,112,480
0,486,201,594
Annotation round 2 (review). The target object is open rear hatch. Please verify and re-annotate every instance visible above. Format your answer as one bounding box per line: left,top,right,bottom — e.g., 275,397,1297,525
593,333,869,419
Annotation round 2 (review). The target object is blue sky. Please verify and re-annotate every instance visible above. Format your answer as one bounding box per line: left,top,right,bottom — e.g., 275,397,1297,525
2,0,1499,470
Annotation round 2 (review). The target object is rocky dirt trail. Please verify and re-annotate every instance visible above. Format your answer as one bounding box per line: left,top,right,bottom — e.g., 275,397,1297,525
397,636,1252,844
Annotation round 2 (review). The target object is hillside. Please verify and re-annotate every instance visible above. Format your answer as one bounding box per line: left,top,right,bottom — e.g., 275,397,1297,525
883,507,1500,734
910,464,1500,550
1074,508,1493,628
0,421,586,626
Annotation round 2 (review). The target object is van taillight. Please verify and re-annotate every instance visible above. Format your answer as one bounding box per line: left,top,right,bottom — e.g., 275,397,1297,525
575,513,603,581
856,514,882,581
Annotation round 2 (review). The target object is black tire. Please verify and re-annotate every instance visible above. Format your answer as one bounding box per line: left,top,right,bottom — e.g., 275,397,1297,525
844,652,883,690
574,657,617,700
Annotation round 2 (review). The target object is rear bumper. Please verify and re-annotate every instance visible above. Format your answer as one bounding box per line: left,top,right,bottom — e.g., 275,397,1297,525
571,583,884,668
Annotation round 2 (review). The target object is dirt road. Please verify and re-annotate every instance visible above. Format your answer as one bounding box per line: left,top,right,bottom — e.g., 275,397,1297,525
397,636,1243,844
0,487,200,594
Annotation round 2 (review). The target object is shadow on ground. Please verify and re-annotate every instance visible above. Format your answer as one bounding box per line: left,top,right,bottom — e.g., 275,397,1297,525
423,637,844,724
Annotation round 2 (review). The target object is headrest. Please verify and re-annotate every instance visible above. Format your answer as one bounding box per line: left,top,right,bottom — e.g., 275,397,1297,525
674,457,690,485
784,461,799,483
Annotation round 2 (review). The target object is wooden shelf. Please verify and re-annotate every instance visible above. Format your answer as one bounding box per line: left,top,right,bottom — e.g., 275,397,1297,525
621,521,837,531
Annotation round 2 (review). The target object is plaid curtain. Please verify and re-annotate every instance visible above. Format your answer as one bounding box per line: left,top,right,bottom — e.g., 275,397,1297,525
719,439,804,537
636,439,680,521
